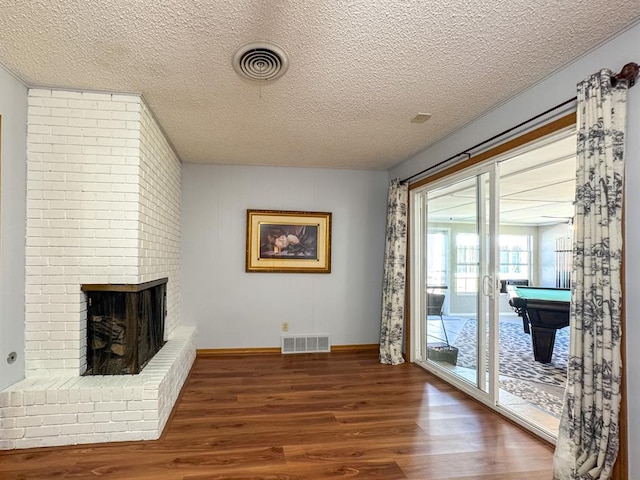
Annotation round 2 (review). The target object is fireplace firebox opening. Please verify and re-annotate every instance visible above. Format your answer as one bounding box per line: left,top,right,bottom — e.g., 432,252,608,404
81,278,168,375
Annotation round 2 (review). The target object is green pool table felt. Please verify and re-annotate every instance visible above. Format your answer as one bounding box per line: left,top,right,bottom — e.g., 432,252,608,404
512,286,571,302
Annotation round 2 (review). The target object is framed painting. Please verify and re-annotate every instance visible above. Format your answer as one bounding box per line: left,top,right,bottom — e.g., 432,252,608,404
246,209,332,273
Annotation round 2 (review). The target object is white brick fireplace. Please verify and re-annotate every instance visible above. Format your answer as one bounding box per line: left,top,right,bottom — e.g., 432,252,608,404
0,89,196,449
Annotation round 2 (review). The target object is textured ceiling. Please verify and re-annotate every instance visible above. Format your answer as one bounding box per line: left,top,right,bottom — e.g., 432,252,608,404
1,1,639,170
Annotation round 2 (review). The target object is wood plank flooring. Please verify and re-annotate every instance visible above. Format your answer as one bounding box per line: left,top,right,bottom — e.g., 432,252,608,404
0,351,554,479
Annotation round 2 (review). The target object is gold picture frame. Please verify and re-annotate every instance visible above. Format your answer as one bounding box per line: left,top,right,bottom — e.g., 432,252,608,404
246,209,332,273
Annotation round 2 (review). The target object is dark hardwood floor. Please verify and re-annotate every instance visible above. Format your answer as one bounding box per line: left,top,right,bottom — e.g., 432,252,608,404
0,351,554,479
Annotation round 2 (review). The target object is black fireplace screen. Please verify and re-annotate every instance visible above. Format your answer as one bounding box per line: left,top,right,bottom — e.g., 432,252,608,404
82,278,167,375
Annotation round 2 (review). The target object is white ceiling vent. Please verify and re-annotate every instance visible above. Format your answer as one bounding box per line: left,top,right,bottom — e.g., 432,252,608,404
233,42,289,83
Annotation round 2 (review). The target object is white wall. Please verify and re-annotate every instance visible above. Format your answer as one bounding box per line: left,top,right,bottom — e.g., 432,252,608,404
390,21,640,479
539,223,573,287
181,164,388,349
623,37,640,480
0,65,27,390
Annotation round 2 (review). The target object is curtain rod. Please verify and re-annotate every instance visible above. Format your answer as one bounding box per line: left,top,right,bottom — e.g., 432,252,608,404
401,62,639,185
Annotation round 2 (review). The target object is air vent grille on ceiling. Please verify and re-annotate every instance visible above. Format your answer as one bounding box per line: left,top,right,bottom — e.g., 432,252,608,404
233,42,289,82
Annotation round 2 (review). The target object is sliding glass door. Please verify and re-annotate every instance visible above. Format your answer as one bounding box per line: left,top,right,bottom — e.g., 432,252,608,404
411,165,500,401
410,126,576,441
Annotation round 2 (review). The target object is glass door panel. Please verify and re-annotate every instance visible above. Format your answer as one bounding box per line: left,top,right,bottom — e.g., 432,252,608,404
494,132,576,435
421,171,495,393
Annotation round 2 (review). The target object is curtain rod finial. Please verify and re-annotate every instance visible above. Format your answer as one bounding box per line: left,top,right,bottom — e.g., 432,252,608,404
614,62,639,87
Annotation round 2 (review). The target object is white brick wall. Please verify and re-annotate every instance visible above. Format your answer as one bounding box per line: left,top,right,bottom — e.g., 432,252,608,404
138,101,181,337
12,88,194,450
26,89,143,377
25,89,182,375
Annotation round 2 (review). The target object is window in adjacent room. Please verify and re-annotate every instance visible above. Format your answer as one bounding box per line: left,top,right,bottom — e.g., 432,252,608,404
455,232,479,294
426,229,448,287
499,234,531,281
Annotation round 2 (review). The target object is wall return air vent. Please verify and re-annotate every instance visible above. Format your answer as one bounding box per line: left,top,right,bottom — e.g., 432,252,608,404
281,334,331,354
232,42,289,83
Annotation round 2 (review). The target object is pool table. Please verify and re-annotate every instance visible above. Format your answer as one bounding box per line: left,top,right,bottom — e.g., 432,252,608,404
507,286,571,363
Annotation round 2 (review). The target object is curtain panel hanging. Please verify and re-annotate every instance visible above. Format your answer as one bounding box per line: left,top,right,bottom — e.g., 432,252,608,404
553,69,628,480
379,179,408,365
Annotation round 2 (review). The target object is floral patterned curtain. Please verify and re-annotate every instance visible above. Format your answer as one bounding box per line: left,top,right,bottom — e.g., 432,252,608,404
553,70,628,479
379,178,408,365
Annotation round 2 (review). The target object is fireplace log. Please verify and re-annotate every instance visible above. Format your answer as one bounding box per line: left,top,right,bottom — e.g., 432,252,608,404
110,343,126,356
91,316,125,343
